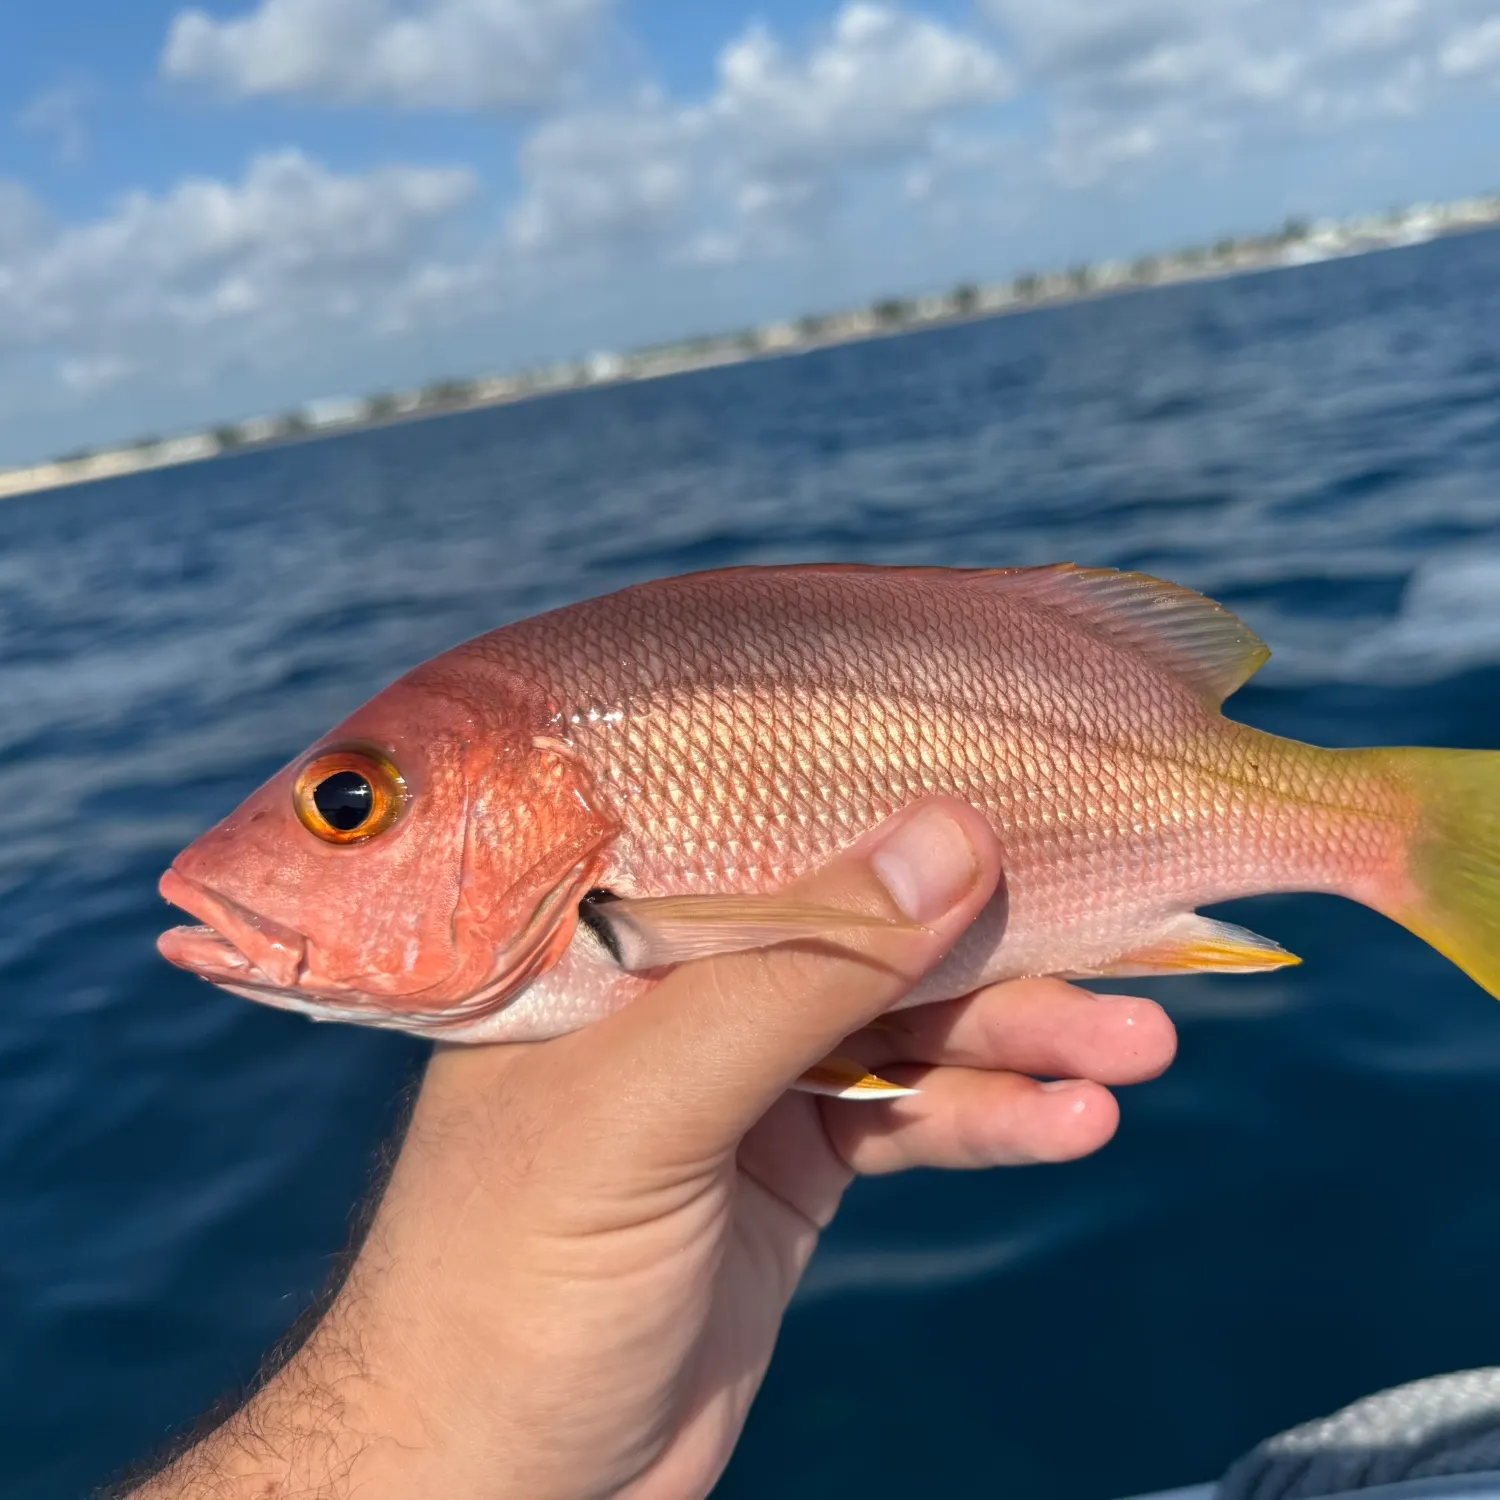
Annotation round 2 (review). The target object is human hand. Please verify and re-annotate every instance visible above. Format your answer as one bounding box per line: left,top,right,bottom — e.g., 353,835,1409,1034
132,798,1176,1500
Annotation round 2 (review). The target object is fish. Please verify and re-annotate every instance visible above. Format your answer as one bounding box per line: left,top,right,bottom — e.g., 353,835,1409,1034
158,564,1500,1096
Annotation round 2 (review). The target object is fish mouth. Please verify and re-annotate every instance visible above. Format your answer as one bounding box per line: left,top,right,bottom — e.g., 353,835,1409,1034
158,868,309,992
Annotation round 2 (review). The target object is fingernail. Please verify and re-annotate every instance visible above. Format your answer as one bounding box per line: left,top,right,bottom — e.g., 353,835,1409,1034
871,805,979,922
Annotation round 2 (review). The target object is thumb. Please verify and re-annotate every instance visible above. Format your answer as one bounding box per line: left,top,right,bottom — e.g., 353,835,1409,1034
566,797,1003,1159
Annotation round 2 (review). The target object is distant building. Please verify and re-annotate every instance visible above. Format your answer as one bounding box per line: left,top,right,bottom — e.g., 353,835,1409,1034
303,396,368,429
585,351,625,381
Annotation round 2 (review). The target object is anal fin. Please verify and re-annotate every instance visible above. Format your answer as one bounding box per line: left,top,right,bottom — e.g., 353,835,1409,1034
1072,914,1300,979
795,1055,920,1100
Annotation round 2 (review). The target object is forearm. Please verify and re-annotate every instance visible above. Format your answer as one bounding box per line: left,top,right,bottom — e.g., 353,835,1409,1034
122,1298,430,1500
113,1058,638,1500
113,1087,439,1500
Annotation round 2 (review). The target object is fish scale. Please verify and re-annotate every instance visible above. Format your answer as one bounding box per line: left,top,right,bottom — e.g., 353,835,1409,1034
463,569,1391,1022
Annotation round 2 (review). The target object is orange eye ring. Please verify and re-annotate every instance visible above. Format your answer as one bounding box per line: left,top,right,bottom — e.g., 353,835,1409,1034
293,747,409,845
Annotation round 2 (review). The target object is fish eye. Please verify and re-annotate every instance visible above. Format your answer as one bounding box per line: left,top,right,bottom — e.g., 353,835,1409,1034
294,748,408,845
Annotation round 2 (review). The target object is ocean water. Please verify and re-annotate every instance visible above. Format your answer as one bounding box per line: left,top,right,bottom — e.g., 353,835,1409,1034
5,227,1500,1500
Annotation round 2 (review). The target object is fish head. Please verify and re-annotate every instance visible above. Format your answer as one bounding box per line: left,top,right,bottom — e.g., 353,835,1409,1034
157,652,617,1033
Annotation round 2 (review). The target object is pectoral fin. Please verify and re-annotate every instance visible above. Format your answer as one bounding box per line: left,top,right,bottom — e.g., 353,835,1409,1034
579,890,917,972
795,1055,920,1100
1069,914,1300,978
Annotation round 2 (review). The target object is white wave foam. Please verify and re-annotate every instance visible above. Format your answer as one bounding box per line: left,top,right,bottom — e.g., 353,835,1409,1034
1249,553,1500,688
795,1186,1150,1305
795,1230,1043,1306
1375,553,1500,676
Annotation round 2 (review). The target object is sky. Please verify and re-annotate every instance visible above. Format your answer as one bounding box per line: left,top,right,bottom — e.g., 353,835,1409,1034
4,1,1500,467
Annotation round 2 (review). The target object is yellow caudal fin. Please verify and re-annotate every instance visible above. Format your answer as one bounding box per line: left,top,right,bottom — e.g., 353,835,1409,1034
1382,748,1500,999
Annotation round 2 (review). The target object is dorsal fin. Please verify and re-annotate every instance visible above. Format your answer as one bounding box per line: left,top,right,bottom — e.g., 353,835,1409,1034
969,564,1269,705
641,561,1269,705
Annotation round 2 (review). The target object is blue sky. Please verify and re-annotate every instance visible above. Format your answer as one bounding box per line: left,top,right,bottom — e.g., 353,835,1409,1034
4,0,1500,467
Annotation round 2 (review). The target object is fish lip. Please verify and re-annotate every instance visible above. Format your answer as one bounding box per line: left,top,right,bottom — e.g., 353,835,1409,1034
158,868,308,991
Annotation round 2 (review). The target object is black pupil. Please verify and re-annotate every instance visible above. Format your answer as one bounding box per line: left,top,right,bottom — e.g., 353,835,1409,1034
313,771,374,831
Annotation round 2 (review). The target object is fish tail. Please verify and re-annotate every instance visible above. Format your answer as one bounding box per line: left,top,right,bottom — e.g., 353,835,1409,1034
1373,748,1500,999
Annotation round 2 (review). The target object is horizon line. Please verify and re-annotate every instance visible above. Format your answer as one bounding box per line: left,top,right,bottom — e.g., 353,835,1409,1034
4,192,1498,504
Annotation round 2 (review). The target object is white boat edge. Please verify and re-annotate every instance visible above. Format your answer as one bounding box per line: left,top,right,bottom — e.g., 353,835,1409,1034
1122,1476,1500,1499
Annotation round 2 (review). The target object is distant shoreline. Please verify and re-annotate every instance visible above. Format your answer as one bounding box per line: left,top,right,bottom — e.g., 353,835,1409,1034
5,193,1498,504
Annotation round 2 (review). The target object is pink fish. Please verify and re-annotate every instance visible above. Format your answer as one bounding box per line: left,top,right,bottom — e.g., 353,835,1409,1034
158,565,1500,1094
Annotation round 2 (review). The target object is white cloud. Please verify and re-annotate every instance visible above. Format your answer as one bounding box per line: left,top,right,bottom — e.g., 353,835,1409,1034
901,129,1022,212
58,354,136,396
0,181,52,262
1442,14,1500,75
162,0,607,110
715,4,1010,174
17,83,92,166
508,3,1012,260
509,95,702,254
0,151,480,393
979,0,1500,182
1323,0,1425,54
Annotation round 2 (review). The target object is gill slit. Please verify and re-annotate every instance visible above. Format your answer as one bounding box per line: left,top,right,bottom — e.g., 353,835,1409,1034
449,777,474,960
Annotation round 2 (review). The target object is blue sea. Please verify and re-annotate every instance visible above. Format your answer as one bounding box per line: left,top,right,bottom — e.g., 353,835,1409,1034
6,228,1500,1500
